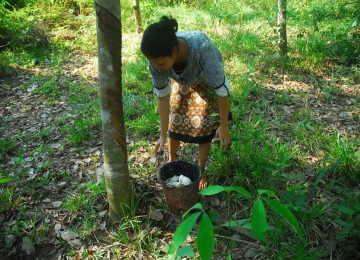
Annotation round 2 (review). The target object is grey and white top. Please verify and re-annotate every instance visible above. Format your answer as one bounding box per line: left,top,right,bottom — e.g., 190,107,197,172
148,31,231,97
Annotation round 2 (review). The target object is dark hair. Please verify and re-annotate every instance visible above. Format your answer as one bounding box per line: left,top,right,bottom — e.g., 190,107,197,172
141,16,179,58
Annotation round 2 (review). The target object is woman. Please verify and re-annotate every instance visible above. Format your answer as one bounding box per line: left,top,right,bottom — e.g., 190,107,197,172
141,16,231,189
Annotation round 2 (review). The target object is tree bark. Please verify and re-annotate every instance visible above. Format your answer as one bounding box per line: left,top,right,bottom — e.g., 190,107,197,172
277,0,287,58
133,0,142,34
95,0,131,221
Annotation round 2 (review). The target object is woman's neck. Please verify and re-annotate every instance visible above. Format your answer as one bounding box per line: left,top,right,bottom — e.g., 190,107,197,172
175,39,189,64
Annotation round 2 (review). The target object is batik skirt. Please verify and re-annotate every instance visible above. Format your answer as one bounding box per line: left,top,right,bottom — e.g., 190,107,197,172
168,80,219,144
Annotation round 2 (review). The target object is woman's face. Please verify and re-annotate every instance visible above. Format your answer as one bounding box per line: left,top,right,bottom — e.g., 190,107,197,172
148,56,175,70
147,47,177,70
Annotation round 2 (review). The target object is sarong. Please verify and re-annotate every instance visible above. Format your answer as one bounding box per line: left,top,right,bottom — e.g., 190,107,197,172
168,80,219,144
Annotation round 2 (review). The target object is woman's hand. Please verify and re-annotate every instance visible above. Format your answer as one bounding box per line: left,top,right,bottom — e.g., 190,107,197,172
154,135,166,156
216,125,231,150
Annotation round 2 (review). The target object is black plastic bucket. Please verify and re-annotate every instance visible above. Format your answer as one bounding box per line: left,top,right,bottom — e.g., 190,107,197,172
158,160,201,214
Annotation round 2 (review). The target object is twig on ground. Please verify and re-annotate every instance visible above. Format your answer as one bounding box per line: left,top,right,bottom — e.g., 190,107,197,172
215,234,261,248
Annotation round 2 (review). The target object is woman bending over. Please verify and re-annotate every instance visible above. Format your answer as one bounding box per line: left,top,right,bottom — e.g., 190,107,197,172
141,16,231,189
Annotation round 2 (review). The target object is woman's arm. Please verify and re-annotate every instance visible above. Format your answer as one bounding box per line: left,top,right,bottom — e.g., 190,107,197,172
155,94,170,155
216,95,231,150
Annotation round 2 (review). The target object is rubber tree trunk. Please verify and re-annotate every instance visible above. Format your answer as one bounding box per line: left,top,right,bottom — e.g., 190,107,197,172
133,0,142,33
95,0,131,221
277,0,287,58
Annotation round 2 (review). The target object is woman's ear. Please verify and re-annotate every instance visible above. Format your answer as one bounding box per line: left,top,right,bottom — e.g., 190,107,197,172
172,46,178,59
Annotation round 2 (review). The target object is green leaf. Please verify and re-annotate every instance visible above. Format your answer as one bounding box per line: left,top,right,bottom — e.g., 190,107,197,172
236,222,275,231
251,199,267,240
182,202,203,218
351,17,360,28
263,198,302,237
197,213,214,260
224,186,251,198
333,204,355,215
354,202,360,212
199,185,225,196
0,178,12,184
222,219,248,227
257,189,276,198
176,246,194,257
167,211,202,254
335,219,351,227
207,209,220,223
314,166,329,188
242,223,252,229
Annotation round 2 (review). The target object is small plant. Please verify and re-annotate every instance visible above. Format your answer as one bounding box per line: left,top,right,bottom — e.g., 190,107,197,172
112,217,161,255
63,117,96,144
0,174,21,213
274,92,290,105
124,95,159,137
317,133,360,184
0,174,12,185
0,0,10,18
0,136,17,159
63,194,86,211
333,202,360,243
37,161,53,171
167,185,302,259
33,76,59,97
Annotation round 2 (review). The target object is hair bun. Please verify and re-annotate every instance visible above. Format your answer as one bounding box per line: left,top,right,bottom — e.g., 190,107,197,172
141,15,179,58
159,16,178,33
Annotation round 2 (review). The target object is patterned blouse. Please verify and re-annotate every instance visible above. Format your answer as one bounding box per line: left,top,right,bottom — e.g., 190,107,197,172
148,31,231,97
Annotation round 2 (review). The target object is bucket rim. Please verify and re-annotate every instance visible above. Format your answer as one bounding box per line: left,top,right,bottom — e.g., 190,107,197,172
158,160,201,183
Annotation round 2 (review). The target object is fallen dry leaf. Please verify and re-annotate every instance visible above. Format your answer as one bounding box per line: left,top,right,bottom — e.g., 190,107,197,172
51,201,63,208
22,237,35,255
60,230,79,241
149,205,164,221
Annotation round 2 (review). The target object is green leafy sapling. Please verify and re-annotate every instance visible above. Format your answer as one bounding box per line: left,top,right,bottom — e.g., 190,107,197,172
167,185,302,259
167,185,250,260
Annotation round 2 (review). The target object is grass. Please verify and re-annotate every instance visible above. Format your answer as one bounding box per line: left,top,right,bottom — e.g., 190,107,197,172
0,0,359,259
0,186,21,213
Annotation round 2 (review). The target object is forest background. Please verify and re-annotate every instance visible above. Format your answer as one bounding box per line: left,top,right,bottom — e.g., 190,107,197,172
0,0,359,259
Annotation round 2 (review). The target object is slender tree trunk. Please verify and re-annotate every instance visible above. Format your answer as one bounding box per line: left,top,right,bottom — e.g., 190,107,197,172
277,0,287,58
95,0,131,221
133,0,142,33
